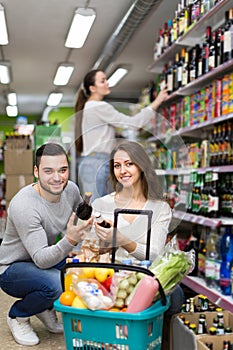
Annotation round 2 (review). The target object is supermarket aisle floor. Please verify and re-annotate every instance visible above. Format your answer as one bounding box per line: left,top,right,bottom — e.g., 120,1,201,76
0,288,66,349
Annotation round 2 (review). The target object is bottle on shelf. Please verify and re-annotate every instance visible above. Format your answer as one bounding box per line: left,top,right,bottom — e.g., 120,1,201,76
181,49,189,87
223,9,232,63
205,228,218,288
198,227,207,278
208,171,220,218
220,226,233,295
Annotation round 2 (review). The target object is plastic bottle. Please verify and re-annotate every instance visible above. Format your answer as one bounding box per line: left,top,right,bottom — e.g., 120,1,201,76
219,226,233,295
205,228,218,288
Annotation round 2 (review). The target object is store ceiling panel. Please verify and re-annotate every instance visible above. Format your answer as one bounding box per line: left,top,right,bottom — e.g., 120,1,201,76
0,0,179,117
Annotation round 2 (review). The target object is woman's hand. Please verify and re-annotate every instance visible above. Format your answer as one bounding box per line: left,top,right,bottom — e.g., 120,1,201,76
66,212,93,245
94,221,113,245
151,85,168,111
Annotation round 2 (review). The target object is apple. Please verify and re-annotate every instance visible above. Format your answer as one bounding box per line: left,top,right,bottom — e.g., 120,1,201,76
94,268,114,283
101,276,112,291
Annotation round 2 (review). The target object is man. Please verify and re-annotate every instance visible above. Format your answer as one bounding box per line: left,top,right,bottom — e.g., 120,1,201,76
0,143,92,346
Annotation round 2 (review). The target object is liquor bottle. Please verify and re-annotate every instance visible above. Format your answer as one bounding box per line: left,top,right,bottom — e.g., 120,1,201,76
197,44,204,77
74,192,92,224
215,27,222,67
182,49,189,86
220,226,233,295
209,30,216,71
166,60,174,94
173,10,179,41
219,123,226,165
208,171,219,218
225,121,232,165
162,22,169,53
177,49,185,89
220,25,225,65
189,46,198,82
173,53,179,91
223,10,232,62
198,228,207,278
215,227,223,291
213,125,219,166
94,212,111,228
205,228,218,288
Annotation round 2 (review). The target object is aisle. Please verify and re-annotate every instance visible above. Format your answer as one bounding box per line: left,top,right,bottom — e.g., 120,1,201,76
0,288,66,349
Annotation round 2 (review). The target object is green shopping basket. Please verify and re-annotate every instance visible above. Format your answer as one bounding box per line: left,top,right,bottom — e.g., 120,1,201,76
54,209,170,350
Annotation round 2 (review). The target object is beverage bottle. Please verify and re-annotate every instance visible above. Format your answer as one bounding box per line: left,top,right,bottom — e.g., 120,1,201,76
74,192,92,225
94,212,111,228
215,227,223,291
208,171,219,218
205,228,218,288
220,226,233,295
198,228,207,278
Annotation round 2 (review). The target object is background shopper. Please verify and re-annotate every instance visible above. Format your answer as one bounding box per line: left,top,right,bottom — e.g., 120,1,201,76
0,143,93,346
75,69,168,202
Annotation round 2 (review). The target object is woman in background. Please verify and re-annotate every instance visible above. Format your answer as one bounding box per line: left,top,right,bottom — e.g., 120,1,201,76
75,69,168,202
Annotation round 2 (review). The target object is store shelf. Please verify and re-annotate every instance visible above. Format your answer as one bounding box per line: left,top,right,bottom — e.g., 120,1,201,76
147,112,233,142
182,275,233,313
154,165,233,176
173,210,222,228
147,0,232,74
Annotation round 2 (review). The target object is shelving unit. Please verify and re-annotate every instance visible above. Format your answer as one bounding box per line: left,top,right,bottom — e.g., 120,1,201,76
182,275,233,313
146,0,233,312
147,0,233,74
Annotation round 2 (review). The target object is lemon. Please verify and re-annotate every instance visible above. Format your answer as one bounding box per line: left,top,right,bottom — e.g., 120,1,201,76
72,295,87,308
82,267,96,279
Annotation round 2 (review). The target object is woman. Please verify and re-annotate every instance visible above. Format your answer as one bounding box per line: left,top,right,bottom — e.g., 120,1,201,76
75,69,168,202
92,140,172,262
92,140,185,317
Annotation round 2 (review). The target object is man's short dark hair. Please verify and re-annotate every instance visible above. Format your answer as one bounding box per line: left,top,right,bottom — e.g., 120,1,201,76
36,143,68,168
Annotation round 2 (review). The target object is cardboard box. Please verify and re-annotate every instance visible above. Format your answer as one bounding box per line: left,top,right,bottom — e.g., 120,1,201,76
172,310,233,350
5,175,34,200
4,149,33,175
197,334,233,350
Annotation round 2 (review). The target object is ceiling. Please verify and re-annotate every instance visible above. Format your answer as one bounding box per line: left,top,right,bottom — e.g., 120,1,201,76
0,0,180,118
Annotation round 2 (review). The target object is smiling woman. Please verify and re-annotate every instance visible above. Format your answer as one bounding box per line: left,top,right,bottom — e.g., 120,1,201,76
92,140,171,263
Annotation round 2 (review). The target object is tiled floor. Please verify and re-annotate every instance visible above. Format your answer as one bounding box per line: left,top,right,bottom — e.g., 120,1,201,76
0,288,66,349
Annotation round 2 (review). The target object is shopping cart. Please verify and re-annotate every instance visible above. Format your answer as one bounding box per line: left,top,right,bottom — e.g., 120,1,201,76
54,209,170,350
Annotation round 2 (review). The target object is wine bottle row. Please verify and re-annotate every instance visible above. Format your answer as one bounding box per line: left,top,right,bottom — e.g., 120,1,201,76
154,0,219,60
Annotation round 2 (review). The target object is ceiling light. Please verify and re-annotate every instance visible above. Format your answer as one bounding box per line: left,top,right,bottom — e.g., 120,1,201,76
6,105,18,117
53,63,74,86
7,91,17,105
65,8,96,48
108,68,128,88
46,92,63,107
0,61,11,84
0,3,8,45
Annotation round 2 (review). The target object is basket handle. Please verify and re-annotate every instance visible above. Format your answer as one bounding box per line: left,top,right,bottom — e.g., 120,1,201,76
112,208,153,263
61,261,167,306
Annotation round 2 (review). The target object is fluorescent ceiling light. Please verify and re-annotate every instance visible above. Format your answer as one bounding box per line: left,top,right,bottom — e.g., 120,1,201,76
65,8,96,48
47,92,63,107
53,63,74,86
0,3,9,45
6,105,18,117
108,68,128,88
0,61,11,84
7,92,17,105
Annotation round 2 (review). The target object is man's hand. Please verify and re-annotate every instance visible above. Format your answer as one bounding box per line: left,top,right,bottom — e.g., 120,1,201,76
66,212,93,245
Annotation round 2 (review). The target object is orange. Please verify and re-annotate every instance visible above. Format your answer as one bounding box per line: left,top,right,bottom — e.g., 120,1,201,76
108,307,120,312
60,291,76,306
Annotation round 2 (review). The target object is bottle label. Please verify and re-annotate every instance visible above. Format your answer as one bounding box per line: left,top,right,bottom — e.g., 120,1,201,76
209,55,215,70
205,258,215,278
208,195,219,212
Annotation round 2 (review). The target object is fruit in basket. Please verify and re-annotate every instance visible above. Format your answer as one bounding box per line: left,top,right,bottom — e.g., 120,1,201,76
82,267,96,279
94,268,114,283
60,291,76,306
101,276,112,291
72,295,88,308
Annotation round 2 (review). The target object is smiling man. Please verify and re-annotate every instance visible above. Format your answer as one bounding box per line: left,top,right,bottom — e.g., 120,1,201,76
0,143,93,346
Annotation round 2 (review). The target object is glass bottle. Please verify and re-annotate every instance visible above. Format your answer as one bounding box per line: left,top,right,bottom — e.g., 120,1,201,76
94,212,111,228
205,228,218,288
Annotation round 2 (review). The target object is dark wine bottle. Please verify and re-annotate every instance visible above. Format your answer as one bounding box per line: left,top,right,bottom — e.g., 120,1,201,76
74,192,92,224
